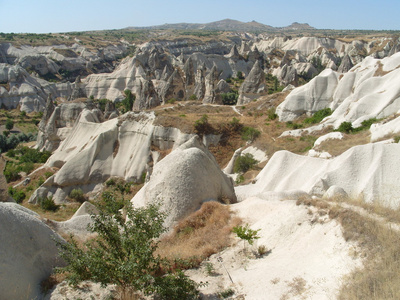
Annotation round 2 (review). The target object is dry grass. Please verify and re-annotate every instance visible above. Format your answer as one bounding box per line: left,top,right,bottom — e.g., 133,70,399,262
328,204,400,300
316,131,370,156
157,201,241,269
299,196,400,300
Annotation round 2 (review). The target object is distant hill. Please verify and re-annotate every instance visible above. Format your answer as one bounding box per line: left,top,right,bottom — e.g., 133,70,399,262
126,19,316,32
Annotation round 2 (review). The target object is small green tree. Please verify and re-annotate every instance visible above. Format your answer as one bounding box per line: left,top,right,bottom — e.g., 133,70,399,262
241,126,261,142
56,199,200,299
234,153,259,174
122,89,135,112
5,118,13,131
233,224,260,251
336,121,353,133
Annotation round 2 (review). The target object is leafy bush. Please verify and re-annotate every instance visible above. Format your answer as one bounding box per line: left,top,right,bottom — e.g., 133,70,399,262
194,114,213,135
267,108,278,120
5,118,13,131
39,197,59,211
241,126,261,142
304,108,332,124
234,153,259,174
286,121,303,129
122,89,135,112
336,121,354,133
228,117,242,131
233,224,260,248
188,94,197,100
56,199,200,298
8,186,26,204
4,162,20,182
69,188,87,203
221,90,238,105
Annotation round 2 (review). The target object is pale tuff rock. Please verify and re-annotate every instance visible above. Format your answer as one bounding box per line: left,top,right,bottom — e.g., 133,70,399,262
236,143,400,208
159,69,185,103
68,75,86,101
237,60,266,105
203,65,222,104
0,63,47,112
337,54,354,73
276,68,339,122
36,101,88,152
194,62,206,100
131,136,237,228
0,203,63,300
29,111,203,204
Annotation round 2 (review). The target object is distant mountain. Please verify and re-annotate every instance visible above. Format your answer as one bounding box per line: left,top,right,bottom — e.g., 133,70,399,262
126,19,315,32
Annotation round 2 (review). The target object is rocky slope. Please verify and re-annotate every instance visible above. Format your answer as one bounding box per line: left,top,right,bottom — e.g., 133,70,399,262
1,32,399,113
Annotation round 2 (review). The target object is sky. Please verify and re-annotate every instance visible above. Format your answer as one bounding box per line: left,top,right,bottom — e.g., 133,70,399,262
0,0,399,34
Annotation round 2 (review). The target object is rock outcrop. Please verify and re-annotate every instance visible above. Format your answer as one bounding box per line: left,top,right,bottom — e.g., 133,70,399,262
30,111,210,204
237,61,266,105
131,136,237,228
235,143,400,208
36,101,89,152
276,68,339,121
0,203,63,300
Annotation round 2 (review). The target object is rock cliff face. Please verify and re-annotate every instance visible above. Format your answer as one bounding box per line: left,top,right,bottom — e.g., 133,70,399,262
235,143,400,207
0,203,63,300
36,100,91,151
132,136,237,228
29,110,222,204
237,60,267,105
277,52,400,129
0,35,399,112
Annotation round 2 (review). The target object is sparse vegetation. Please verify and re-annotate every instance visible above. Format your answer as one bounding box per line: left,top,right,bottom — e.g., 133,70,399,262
241,126,260,142
56,199,201,299
232,224,260,250
68,188,87,203
234,153,259,174
157,201,241,270
39,196,59,211
304,108,332,124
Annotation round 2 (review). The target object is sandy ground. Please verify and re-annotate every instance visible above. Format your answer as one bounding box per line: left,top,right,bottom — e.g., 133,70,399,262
187,197,361,300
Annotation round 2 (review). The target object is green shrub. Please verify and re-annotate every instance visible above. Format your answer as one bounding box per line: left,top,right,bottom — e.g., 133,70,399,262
228,117,242,131
189,94,197,100
166,98,177,104
221,90,238,105
4,162,20,182
241,126,261,142
122,89,135,111
233,224,260,248
267,108,278,120
8,186,26,204
286,121,303,129
69,188,87,203
39,196,59,211
5,118,13,131
234,153,259,174
194,114,213,135
56,199,200,298
304,108,332,124
336,121,354,133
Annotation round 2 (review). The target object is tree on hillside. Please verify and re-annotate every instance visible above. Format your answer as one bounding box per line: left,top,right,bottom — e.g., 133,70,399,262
5,118,13,131
56,196,200,299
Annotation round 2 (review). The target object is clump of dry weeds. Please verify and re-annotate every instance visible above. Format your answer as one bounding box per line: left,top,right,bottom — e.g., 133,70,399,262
157,201,241,269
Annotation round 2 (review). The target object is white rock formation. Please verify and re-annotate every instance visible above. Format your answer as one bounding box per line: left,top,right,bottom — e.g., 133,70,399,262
29,110,222,204
277,52,400,130
276,68,339,121
235,143,400,207
131,136,237,228
0,203,63,300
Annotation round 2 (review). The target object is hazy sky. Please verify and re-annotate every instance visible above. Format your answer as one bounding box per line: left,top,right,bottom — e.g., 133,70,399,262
1,0,399,33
